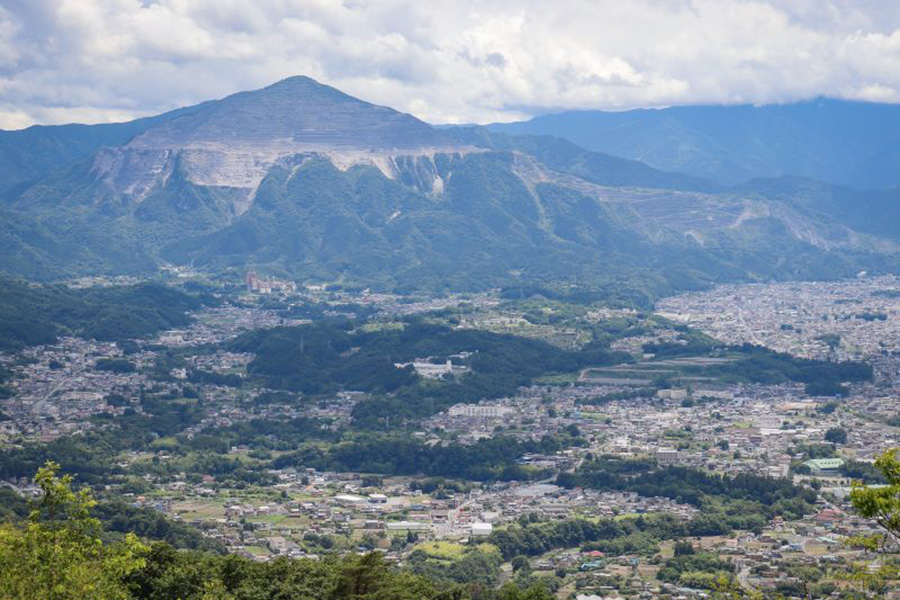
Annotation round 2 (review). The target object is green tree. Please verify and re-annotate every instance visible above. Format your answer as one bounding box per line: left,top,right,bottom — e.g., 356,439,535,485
673,540,695,556
847,448,900,596
850,448,900,546
825,427,848,444
511,555,531,572
497,582,556,600
331,552,410,599
0,461,147,599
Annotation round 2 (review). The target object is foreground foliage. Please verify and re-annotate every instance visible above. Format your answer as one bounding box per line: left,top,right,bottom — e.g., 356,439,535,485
0,462,555,600
0,462,147,599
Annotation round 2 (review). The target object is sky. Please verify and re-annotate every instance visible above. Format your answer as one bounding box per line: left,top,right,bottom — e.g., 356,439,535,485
1,0,899,129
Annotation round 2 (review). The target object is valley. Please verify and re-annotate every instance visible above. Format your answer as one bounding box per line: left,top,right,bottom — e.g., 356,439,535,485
2,273,900,597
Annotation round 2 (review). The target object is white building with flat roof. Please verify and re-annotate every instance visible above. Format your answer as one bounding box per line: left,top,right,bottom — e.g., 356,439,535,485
448,404,513,418
395,360,456,379
334,494,366,506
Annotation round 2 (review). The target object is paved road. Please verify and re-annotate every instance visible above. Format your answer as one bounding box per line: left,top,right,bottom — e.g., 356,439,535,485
32,377,68,417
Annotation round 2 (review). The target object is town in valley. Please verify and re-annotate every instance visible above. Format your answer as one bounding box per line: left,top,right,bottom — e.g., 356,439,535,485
3,273,900,598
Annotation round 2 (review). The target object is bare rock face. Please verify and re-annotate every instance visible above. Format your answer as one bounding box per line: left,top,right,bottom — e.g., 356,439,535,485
90,76,471,212
91,147,176,201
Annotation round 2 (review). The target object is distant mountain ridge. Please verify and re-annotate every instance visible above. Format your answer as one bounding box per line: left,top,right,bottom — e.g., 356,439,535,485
487,99,900,189
0,103,209,194
1,77,899,300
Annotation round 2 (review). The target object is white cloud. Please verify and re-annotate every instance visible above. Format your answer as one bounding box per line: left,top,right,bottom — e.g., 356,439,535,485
2,0,899,128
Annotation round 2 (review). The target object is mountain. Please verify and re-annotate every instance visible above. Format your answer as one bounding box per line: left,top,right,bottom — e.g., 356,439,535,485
0,103,209,194
448,127,720,193
131,75,452,150
487,99,900,188
1,77,899,301
16,76,466,221
735,176,900,242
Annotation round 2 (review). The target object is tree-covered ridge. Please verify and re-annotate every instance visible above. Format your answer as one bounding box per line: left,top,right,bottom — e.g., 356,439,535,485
558,458,817,535
486,99,900,189
560,460,815,510
488,514,688,561
0,397,576,486
641,339,873,389
231,320,628,402
724,344,873,386
488,460,816,562
271,433,580,482
0,278,214,351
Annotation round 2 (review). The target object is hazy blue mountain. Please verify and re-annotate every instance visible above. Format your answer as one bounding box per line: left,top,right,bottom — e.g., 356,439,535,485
0,103,209,194
736,176,900,241
487,99,900,188
448,127,720,193
1,77,898,299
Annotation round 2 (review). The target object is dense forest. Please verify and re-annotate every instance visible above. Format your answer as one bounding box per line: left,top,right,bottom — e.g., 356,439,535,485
231,321,629,424
119,544,556,600
0,278,214,351
642,339,873,391
271,433,581,481
488,513,688,560
725,344,873,387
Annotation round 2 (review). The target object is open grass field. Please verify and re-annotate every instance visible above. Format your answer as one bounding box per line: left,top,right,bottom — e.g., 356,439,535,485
415,541,467,559
173,500,225,521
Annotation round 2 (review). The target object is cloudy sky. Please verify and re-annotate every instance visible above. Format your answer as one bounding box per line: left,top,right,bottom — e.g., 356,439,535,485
1,0,899,129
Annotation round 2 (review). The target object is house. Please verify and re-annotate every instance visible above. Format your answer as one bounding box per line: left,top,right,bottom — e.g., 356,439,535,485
657,448,679,465
755,415,783,429
657,389,688,401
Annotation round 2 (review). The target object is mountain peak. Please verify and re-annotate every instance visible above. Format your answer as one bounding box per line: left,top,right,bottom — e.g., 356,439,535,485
262,74,328,90
130,75,452,151
254,75,355,102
